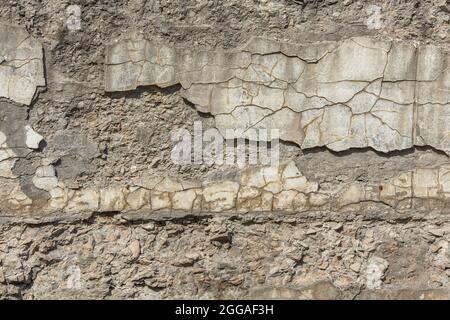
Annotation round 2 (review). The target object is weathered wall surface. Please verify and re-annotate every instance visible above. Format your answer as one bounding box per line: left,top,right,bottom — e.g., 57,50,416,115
1,0,450,299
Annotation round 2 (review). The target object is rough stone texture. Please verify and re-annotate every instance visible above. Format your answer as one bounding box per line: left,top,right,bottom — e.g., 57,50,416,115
1,212,449,299
1,0,450,300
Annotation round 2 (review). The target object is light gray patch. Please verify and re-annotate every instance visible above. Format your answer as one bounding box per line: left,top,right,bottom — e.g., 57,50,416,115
48,132,99,160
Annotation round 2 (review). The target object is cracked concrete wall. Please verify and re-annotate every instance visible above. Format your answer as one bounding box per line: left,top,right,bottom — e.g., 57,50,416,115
1,0,450,299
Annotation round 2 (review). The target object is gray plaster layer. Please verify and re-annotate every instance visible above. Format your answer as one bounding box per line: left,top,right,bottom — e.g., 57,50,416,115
105,37,450,154
0,22,45,106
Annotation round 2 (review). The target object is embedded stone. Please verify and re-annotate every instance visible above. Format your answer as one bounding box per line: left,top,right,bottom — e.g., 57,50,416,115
172,189,198,211
99,187,127,212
